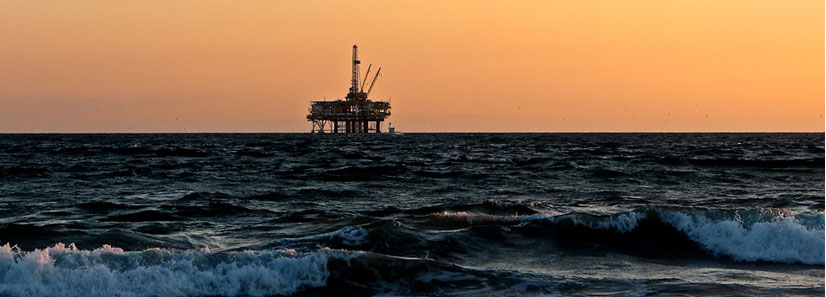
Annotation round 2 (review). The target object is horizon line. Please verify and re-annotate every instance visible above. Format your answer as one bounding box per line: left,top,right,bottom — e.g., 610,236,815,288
0,131,823,134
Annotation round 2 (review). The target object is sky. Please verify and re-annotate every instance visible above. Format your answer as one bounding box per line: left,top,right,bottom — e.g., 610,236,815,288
0,1,823,132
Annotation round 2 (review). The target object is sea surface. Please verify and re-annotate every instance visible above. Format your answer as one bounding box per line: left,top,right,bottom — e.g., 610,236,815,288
0,133,823,296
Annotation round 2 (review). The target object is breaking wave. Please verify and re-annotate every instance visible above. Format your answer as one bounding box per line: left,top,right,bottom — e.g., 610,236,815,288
0,244,328,297
660,211,824,265
431,207,824,265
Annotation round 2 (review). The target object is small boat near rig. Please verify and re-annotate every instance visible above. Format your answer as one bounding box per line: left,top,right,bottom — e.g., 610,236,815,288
306,45,391,133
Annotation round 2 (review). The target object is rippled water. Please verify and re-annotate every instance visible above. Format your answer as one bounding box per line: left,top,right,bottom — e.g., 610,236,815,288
0,133,823,296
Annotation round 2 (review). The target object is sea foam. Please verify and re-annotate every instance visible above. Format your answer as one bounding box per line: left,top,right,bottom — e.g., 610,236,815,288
0,243,329,297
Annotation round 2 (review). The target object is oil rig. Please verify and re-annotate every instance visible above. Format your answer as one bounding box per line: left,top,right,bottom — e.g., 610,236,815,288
306,45,391,133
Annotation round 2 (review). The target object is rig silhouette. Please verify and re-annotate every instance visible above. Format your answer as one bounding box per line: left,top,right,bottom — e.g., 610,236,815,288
306,45,391,133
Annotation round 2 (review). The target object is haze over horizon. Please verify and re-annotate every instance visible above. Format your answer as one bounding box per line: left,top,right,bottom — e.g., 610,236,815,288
1,1,823,132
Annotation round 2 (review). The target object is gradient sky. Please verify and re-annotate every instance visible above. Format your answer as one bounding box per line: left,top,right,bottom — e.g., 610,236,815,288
1,1,822,132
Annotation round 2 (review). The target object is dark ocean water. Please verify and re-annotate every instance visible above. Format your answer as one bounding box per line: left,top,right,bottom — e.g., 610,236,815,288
0,133,823,296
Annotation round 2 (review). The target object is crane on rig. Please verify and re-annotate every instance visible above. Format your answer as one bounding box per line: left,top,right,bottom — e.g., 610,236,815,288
360,64,372,92
366,67,381,97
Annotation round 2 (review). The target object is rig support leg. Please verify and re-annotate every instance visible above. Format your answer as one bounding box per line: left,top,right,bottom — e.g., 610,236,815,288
376,121,381,133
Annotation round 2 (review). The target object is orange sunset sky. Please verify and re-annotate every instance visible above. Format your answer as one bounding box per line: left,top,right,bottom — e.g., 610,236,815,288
0,1,823,132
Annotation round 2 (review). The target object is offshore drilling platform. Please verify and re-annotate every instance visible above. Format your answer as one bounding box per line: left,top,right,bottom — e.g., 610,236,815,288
306,45,391,133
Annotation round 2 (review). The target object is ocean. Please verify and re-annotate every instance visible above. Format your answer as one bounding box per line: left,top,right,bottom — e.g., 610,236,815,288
0,133,822,296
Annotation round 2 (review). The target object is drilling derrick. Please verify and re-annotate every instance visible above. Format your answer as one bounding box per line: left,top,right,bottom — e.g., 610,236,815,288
306,45,391,133
349,45,360,96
